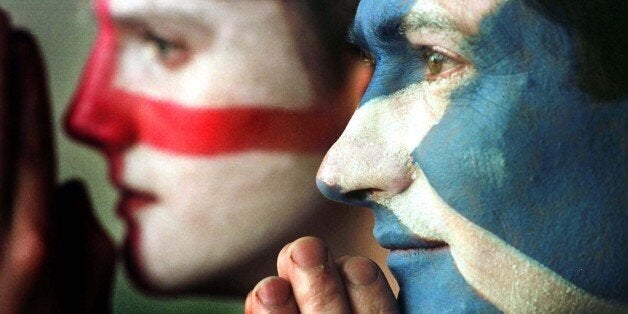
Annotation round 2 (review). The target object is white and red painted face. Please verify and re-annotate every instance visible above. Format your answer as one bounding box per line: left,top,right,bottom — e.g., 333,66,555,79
66,0,354,292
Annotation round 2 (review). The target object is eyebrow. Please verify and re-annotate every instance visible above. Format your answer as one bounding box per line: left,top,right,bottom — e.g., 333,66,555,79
347,16,405,51
111,1,211,27
401,11,464,34
348,4,469,52
347,24,367,50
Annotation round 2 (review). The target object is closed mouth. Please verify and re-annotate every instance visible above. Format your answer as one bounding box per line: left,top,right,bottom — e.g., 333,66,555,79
375,226,448,252
117,187,157,218
387,239,449,251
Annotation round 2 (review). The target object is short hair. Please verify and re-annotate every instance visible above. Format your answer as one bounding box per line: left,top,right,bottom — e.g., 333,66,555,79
528,0,628,100
292,0,360,90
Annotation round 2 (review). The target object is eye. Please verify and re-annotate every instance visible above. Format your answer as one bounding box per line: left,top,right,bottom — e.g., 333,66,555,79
360,49,376,68
418,46,464,80
142,29,189,68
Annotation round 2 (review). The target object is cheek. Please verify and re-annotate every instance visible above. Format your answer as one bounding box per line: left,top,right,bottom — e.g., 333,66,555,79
124,145,324,208
125,147,327,285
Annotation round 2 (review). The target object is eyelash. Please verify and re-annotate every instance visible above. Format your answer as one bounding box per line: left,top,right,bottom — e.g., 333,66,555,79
359,46,465,81
141,28,189,68
360,50,376,67
417,46,463,80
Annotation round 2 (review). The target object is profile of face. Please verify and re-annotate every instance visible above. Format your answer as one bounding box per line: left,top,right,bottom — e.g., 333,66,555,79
318,0,627,312
66,0,358,293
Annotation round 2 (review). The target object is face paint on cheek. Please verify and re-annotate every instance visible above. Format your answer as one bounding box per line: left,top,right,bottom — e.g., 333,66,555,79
352,0,424,106
67,0,351,157
100,89,351,155
414,0,628,303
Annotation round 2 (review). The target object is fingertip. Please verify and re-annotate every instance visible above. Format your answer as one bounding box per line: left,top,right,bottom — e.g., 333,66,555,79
289,236,329,269
244,290,254,314
338,256,399,313
282,237,351,313
340,256,380,287
0,9,10,31
254,277,293,309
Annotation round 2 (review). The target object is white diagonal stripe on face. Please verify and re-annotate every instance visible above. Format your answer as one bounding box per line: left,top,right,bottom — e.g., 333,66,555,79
393,170,626,312
324,67,624,311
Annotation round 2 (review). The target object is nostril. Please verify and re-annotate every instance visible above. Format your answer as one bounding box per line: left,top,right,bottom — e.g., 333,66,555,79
316,179,345,203
344,188,380,203
316,179,379,206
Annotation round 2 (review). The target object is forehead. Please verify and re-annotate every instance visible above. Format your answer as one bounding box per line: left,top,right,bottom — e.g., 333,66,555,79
354,0,506,39
108,0,289,26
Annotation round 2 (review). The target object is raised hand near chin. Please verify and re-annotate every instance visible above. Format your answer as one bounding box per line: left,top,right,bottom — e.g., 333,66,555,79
0,9,115,313
245,237,399,314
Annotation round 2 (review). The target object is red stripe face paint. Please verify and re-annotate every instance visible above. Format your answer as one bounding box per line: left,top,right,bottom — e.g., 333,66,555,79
66,0,352,157
64,0,359,292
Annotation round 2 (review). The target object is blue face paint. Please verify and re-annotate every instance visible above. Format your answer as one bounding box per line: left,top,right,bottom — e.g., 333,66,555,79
349,0,502,310
340,0,627,310
375,205,499,313
317,179,499,312
352,0,426,105
414,0,627,302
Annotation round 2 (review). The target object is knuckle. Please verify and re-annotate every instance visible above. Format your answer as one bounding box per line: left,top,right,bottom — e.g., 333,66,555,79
301,276,348,313
8,228,45,274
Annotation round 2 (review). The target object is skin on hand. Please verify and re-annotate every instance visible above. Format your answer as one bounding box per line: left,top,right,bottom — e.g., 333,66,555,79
0,9,115,313
245,237,398,314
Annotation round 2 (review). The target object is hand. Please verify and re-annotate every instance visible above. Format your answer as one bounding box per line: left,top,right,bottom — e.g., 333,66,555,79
0,10,115,313
245,237,399,313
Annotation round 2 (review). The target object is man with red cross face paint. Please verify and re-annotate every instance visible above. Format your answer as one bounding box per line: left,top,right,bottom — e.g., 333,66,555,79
64,0,392,296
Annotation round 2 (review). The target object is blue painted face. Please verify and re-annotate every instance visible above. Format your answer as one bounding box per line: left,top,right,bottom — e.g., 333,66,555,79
318,0,627,311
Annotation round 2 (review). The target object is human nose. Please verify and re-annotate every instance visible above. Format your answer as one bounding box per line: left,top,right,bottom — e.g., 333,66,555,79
316,112,414,205
64,33,135,151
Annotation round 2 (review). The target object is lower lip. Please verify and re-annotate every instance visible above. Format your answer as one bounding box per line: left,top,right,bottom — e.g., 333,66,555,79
117,192,156,218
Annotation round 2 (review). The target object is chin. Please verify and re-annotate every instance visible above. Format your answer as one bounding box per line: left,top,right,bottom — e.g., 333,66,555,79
120,198,322,296
121,220,242,295
117,150,326,294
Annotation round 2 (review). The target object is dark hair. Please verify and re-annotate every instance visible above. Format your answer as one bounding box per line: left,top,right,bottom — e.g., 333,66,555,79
289,0,360,91
528,0,628,100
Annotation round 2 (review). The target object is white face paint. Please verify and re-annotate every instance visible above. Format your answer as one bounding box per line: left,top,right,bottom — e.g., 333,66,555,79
111,0,316,108
69,0,357,292
318,0,624,311
124,147,323,288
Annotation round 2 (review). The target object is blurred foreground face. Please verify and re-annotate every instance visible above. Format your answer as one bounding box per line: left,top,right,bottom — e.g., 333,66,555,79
66,0,355,292
318,0,627,312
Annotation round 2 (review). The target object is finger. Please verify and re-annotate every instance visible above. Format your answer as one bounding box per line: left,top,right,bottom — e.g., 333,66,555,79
52,180,115,313
246,277,299,314
336,256,399,314
277,237,351,313
245,291,255,314
12,27,55,217
0,28,54,312
0,9,17,241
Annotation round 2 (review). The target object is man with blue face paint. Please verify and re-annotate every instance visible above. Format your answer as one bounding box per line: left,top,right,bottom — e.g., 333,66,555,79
246,0,627,312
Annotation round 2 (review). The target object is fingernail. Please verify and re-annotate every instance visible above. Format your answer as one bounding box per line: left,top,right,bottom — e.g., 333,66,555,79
290,237,328,269
256,277,291,308
343,257,380,287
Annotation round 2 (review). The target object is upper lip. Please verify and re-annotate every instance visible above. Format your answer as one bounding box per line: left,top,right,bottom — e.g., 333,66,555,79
373,211,448,250
116,186,157,219
106,153,158,214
